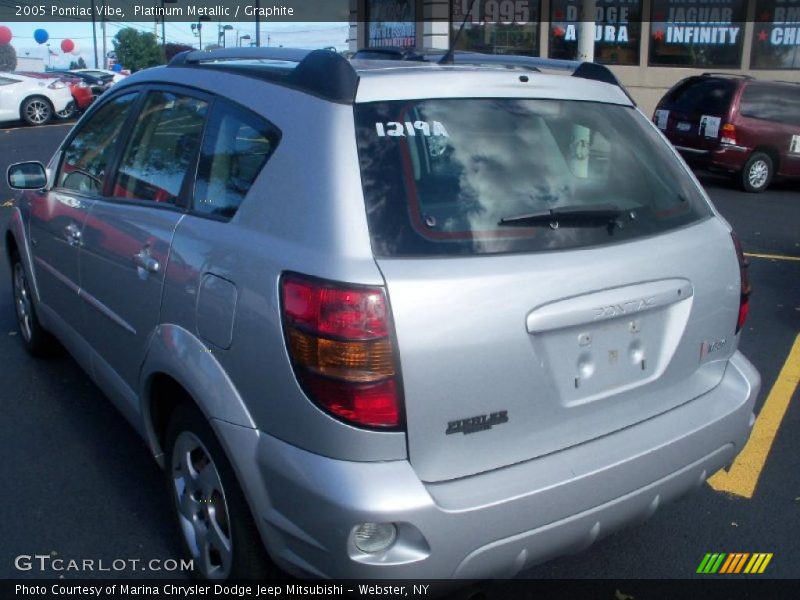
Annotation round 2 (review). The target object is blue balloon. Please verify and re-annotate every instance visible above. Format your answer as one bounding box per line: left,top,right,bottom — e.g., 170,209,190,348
112,63,123,72
33,29,49,44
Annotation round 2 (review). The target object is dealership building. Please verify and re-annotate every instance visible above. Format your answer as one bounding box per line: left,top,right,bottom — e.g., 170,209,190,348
348,1,800,114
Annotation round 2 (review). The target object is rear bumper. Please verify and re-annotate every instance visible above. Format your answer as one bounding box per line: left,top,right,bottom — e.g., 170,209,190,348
676,144,750,172
215,351,759,579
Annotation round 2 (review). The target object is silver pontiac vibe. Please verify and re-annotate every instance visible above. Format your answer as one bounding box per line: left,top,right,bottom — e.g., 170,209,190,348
5,48,759,580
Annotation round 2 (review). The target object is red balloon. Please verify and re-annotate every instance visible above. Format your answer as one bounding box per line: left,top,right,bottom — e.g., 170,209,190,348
61,39,75,53
0,26,12,46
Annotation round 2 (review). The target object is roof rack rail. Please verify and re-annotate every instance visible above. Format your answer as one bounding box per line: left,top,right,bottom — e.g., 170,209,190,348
701,72,754,79
168,47,360,104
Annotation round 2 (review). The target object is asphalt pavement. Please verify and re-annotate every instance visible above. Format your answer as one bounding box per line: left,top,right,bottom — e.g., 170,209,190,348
0,122,798,582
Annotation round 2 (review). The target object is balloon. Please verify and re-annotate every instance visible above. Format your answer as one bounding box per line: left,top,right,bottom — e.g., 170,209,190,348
112,63,123,73
60,39,74,53
34,29,49,45
71,42,81,55
0,26,11,46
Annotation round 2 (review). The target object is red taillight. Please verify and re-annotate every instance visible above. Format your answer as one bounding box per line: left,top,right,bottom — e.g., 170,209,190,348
281,274,403,428
721,123,737,145
731,233,751,334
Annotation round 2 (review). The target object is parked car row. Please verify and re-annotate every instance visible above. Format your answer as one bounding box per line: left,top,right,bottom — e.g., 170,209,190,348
0,68,125,127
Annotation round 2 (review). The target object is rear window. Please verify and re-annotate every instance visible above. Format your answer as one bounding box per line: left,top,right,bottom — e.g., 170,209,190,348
663,78,736,116
740,83,800,127
355,98,711,257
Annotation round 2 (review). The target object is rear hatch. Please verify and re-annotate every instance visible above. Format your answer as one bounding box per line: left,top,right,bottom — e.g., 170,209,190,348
655,76,736,151
355,98,741,483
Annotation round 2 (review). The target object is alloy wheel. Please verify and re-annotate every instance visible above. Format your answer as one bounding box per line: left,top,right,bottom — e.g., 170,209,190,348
748,159,769,190
13,263,33,343
25,100,51,125
171,431,233,579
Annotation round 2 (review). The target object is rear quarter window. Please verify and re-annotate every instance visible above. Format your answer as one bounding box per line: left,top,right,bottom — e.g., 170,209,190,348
663,78,736,116
355,98,712,257
192,100,280,220
740,83,800,127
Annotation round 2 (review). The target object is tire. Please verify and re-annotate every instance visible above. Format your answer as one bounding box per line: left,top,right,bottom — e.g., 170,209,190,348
20,96,54,126
56,101,77,120
164,403,280,580
11,252,59,357
740,152,773,193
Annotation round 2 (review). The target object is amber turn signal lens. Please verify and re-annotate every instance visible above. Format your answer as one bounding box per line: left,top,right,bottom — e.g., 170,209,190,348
287,328,395,383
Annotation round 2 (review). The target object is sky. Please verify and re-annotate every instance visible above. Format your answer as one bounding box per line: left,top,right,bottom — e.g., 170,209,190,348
5,21,350,69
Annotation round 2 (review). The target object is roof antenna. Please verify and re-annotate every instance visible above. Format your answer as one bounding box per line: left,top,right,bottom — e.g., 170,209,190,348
439,0,480,65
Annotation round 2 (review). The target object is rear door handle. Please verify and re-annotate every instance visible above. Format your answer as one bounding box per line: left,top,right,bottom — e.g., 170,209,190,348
63,223,82,246
133,248,160,274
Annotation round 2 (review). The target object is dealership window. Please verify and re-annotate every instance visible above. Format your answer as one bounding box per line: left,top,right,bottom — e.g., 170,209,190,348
649,0,745,68
750,0,800,69
549,0,641,65
366,0,417,48
451,1,540,56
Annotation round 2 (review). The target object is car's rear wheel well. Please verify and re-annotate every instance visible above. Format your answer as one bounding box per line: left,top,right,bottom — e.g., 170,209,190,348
20,95,53,112
752,146,780,173
6,233,19,263
148,373,195,452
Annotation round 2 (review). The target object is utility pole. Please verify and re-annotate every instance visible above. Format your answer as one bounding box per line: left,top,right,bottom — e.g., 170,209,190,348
101,0,107,69
255,0,261,47
577,0,596,62
91,0,98,68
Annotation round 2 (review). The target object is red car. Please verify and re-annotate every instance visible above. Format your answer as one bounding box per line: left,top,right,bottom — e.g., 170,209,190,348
654,74,800,192
14,71,94,120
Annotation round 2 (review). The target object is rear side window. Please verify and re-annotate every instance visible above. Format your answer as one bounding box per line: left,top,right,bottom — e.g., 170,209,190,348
192,101,280,219
740,84,800,126
113,91,207,204
664,78,735,116
58,93,138,195
355,99,711,257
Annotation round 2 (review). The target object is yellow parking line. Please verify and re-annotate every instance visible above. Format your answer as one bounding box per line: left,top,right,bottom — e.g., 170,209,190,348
708,333,800,498
744,252,800,262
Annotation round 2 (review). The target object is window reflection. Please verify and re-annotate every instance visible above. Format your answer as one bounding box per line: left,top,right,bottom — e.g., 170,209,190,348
59,94,138,195
113,92,207,204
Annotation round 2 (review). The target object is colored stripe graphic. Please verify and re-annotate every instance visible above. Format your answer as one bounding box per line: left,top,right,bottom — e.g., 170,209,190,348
731,553,750,573
697,553,727,573
743,553,773,574
700,553,773,574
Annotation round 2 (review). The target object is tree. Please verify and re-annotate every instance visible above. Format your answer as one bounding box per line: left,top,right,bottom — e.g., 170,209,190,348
69,57,88,70
0,43,17,72
113,28,164,72
164,42,194,62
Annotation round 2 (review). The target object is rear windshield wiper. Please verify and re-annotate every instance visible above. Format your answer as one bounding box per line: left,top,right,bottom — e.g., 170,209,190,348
498,204,623,227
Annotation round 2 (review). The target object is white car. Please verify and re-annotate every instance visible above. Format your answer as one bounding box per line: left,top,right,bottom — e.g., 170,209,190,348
0,73,73,126
73,68,128,84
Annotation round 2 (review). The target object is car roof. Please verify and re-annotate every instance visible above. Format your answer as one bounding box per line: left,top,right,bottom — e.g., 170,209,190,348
15,71,63,79
3,73,39,83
